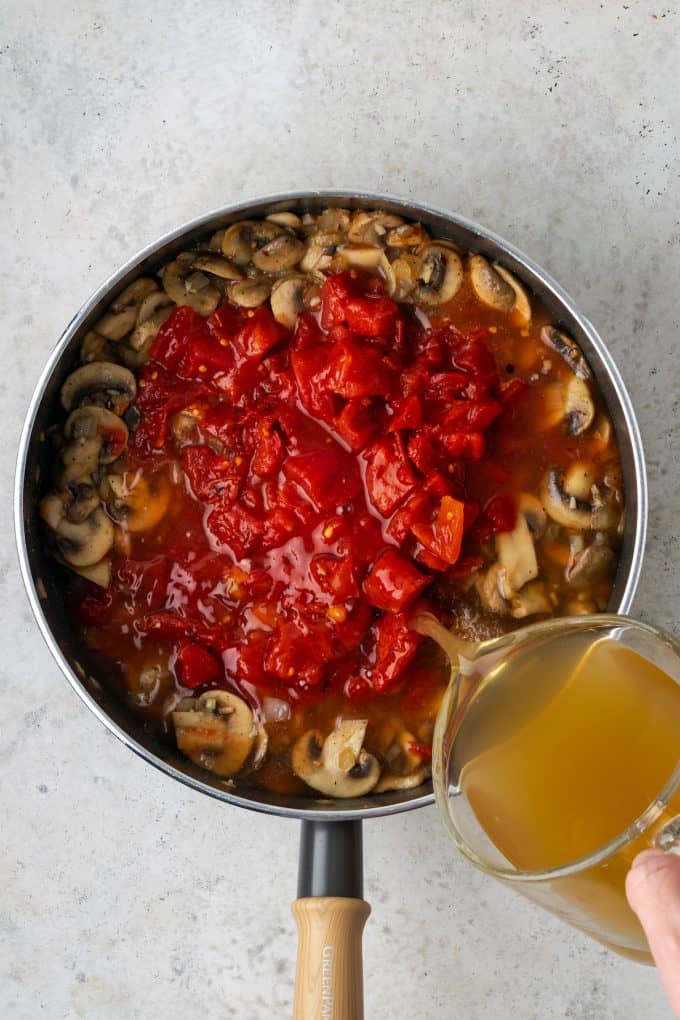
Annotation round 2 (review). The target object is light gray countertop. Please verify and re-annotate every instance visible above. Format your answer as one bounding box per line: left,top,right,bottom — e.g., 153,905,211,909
2,2,678,1017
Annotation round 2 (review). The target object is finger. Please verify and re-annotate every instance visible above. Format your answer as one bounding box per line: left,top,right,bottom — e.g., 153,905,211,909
626,851,680,1018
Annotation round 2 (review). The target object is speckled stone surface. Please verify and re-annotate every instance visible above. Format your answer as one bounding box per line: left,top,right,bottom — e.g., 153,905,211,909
2,2,679,1017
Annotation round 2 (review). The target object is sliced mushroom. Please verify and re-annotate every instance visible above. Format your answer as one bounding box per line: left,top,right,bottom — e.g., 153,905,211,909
563,595,598,616
291,720,381,798
412,243,463,306
566,535,615,586
386,222,430,248
469,256,531,324
373,731,430,793
60,436,103,484
173,690,258,777
540,326,592,380
80,330,116,364
65,405,129,463
227,277,272,308
270,275,307,330
105,470,170,533
495,509,539,596
266,211,303,230
66,481,102,523
128,306,173,356
190,253,244,280
315,208,351,234
54,506,115,568
221,220,285,266
564,376,595,436
563,461,595,502
95,279,158,341
162,254,221,316
510,581,552,619
252,233,305,273
60,362,137,415
540,467,616,531
518,494,547,538
469,254,515,311
72,558,113,588
299,232,343,273
380,252,421,300
333,243,383,271
475,563,510,615
347,210,404,245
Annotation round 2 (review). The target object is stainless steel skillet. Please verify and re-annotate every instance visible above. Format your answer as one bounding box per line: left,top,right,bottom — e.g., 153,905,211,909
15,190,647,1017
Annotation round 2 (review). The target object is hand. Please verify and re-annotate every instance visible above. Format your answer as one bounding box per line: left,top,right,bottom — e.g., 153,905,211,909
626,851,680,1018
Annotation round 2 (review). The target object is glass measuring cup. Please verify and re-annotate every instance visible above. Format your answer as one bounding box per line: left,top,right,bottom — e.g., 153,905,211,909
427,613,680,963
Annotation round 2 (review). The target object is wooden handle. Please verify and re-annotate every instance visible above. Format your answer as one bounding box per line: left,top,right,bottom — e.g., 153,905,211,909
292,896,371,1020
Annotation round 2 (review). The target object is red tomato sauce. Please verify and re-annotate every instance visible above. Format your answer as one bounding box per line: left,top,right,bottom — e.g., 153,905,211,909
73,268,619,794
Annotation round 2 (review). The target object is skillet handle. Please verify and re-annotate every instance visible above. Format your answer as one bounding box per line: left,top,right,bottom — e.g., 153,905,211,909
292,820,369,1020
292,897,370,1019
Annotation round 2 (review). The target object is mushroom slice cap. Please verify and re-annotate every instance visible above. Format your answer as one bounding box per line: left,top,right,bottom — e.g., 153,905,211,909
270,274,307,330
251,233,305,272
60,362,137,414
495,511,539,596
105,470,171,533
475,563,510,615
80,330,115,364
227,277,272,308
162,256,221,316
292,721,381,798
55,506,115,567
173,690,257,778
347,210,404,245
334,243,383,270
72,558,113,588
540,326,592,380
66,482,101,523
374,766,430,793
95,279,158,340
518,493,547,537
191,253,244,280
60,436,103,484
386,222,430,248
221,220,285,266
540,468,594,530
566,536,615,586
492,264,532,325
65,405,129,463
564,376,595,436
40,491,70,530
266,211,303,230
128,306,173,355
469,254,515,311
413,243,464,306
510,581,552,619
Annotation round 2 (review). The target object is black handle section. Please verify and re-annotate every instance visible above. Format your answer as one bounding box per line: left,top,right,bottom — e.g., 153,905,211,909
297,819,364,899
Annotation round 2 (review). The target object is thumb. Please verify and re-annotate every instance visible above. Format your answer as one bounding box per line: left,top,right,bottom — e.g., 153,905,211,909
626,851,680,1018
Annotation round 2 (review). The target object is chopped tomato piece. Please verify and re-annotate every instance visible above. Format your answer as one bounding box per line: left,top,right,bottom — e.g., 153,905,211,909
387,394,423,432
406,740,433,761
176,642,221,689
321,273,399,337
182,446,244,503
206,499,263,558
363,436,418,516
370,613,423,693
484,494,517,533
264,621,332,687
334,398,378,451
251,422,285,476
327,338,395,398
232,306,288,363
363,549,430,613
411,495,465,566
116,557,170,610
283,448,360,511
79,585,115,625
150,306,208,372
406,430,441,476
439,431,486,461
310,554,361,600
140,612,221,647
179,333,235,379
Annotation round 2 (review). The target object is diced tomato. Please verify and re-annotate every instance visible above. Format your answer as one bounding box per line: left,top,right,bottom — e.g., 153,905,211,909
264,621,332,687
363,549,430,613
370,613,423,693
363,436,418,516
406,430,441,476
446,554,484,579
484,494,517,533
406,740,433,761
283,447,360,511
411,495,465,566
387,394,423,432
334,398,378,451
116,557,170,610
310,554,361,600
439,431,486,461
291,342,334,421
327,338,395,398
176,642,221,689
206,499,263,558
499,377,529,407
140,611,221,647
206,300,244,341
182,445,244,503
441,399,502,432
413,545,449,572
79,585,115,625
321,273,399,337
232,306,288,363
150,306,209,373
251,421,285,476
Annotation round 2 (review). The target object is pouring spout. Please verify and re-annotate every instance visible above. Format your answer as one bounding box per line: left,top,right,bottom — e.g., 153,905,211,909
297,819,364,899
